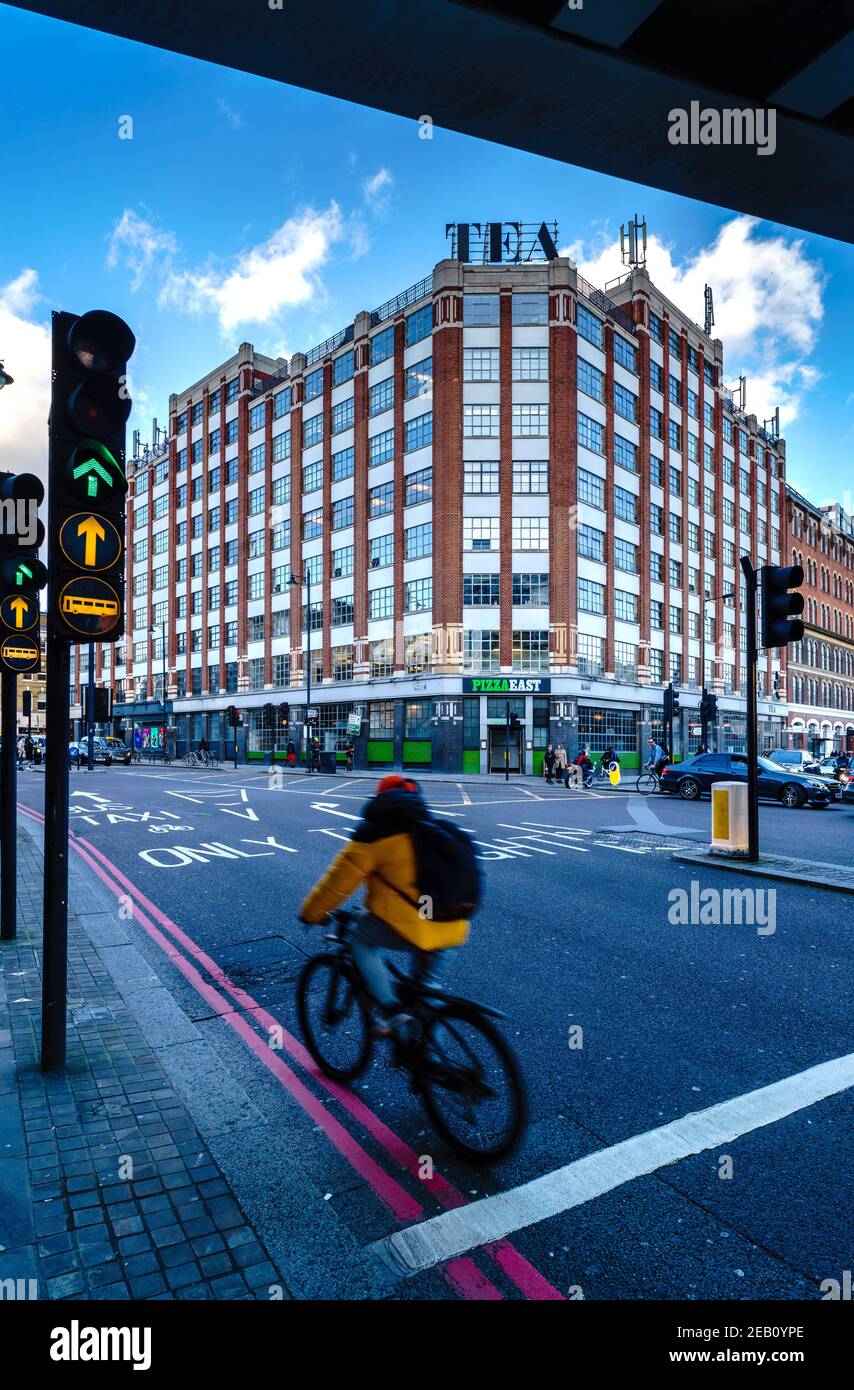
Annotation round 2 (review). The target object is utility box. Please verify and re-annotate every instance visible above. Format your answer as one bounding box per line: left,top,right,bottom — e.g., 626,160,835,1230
319,750,337,773
710,781,749,856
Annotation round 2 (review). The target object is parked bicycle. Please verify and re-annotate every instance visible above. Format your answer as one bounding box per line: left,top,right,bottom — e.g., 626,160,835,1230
297,908,526,1164
181,751,199,767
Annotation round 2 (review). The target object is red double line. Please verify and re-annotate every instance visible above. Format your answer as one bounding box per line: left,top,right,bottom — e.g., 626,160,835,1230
19,803,562,1301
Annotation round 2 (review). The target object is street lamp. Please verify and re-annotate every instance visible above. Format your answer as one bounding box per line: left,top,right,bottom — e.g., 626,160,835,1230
0,363,14,391
700,590,735,749
289,569,312,774
148,621,167,751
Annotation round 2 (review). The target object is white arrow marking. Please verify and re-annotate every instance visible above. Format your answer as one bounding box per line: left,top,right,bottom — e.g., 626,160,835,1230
310,803,361,822
70,791,112,804
241,836,297,854
309,829,352,843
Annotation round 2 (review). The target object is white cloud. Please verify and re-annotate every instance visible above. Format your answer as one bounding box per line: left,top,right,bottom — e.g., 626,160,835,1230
216,97,243,129
157,202,348,336
361,167,393,217
107,208,178,292
0,270,51,489
563,215,826,429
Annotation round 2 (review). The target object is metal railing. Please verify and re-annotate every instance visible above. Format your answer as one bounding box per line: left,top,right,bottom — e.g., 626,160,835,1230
371,275,433,327
305,324,354,367
575,273,636,335
249,363,290,399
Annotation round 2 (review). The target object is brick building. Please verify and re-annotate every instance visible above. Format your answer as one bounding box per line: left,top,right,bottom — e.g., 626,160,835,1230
71,240,791,772
786,489,854,755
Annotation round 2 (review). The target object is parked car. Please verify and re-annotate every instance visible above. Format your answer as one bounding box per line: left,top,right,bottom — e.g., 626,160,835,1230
767,749,821,776
660,752,832,808
103,736,133,765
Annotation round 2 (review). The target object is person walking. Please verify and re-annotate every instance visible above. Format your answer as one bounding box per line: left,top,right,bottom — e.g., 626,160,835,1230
553,743,567,787
345,740,355,773
543,743,556,784
287,738,296,768
24,733,34,765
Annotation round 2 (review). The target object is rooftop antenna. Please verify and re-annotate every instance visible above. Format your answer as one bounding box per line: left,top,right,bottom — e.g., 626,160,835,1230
731,375,747,413
762,407,780,441
704,285,715,336
132,428,142,461
620,214,647,270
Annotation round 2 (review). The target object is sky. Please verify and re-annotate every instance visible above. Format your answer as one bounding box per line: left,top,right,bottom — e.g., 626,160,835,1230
1,4,854,513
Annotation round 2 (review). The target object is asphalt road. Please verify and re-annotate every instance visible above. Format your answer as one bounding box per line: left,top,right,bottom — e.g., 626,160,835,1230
16,766,854,1301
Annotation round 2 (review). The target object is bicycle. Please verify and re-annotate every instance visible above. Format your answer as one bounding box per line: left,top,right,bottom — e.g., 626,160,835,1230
297,908,526,1164
636,767,662,794
181,751,199,767
198,749,219,769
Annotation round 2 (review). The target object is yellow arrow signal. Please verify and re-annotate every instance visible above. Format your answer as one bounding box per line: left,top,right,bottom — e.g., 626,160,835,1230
10,596,28,628
77,515,106,568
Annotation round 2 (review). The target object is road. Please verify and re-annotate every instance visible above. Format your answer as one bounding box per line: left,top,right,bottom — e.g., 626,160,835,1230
16,766,854,1301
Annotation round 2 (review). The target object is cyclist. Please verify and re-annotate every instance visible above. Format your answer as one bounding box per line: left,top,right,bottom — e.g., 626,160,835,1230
646,736,668,776
601,745,620,774
299,775,470,1036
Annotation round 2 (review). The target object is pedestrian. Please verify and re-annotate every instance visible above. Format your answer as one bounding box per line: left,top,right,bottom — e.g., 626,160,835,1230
24,734,34,765
17,737,26,771
345,740,355,772
287,738,296,768
543,743,556,784
565,745,592,789
553,743,567,787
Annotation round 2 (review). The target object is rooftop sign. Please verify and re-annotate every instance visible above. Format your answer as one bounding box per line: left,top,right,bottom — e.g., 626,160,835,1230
446,222,559,264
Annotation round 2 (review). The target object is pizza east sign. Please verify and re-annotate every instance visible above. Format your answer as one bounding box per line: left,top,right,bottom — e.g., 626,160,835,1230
463,677,551,694
445,222,559,264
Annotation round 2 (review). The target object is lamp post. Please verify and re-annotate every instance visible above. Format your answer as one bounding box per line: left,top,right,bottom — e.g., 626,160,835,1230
0,363,14,391
289,569,311,773
149,621,167,754
700,590,735,750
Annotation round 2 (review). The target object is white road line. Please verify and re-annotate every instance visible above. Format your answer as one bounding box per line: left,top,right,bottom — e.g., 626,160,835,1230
369,1051,854,1280
310,803,362,823
517,821,594,834
308,829,352,843
498,823,592,838
593,841,647,854
516,786,545,800
473,840,532,858
490,837,556,856
456,783,472,806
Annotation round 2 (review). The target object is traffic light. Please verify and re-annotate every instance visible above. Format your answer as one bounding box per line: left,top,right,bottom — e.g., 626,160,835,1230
760,564,804,649
663,683,681,722
0,473,46,676
509,712,521,730
226,705,237,728
278,701,290,728
700,691,718,723
83,687,112,723
262,702,275,728
22,690,32,717
48,309,135,642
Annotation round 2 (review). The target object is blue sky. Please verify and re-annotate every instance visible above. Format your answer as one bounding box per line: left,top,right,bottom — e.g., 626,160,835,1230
1,3,853,511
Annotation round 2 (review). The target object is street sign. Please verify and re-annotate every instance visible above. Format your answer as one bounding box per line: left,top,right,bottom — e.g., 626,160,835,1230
0,593,39,632
0,633,40,674
58,512,122,571
57,576,121,636
306,707,319,718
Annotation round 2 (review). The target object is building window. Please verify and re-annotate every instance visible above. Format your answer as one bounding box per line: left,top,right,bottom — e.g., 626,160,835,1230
332,351,354,386
578,357,605,402
333,445,354,480
332,544,354,578
332,645,353,681
369,586,394,620
614,486,637,523
463,348,499,382
464,460,499,494
512,572,549,606
463,294,499,326
576,304,604,349
303,460,323,494
577,632,604,676
303,508,323,540
370,640,393,677
614,589,638,623
512,403,548,437
404,577,432,613
578,577,605,613
513,460,548,493
614,383,637,423
404,523,432,560
512,629,549,671
404,635,431,674
303,413,323,448
369,533,394,569
404,467,433,507
578,524,604,561
404,412,432,452
369,481,394,518
512,292,548,325
578,412,605,454
405,303,433,346
463,404,499,438
463,573,500,606
369,377,394,416
512,516,549,551
512,347,548,381
331,595,354,627
371,326,394,364
332,397,354,434
332,495,354,530
405,357,432,400
463,630,499,671
464,517,500,551
369,427,394,466
614,538,638,573
613,336,637,373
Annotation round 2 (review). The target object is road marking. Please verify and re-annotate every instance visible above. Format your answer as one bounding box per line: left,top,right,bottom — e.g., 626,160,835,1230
308,829,352,843
369,1051,854,1279
516,821,594,834
593,841,647,854
516,786,545,800
499,823,592,838
311,803,361,822
456,783,472,806
490,836,556,855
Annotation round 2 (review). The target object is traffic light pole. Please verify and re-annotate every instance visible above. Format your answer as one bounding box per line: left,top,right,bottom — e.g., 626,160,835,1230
741,556,760,864
41,637,71,1069
1,671,17,941
86,641,95,772
505,699,510,783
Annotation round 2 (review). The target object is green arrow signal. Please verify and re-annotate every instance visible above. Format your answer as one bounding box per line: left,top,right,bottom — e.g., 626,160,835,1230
73,456,113,498
16,564,32,586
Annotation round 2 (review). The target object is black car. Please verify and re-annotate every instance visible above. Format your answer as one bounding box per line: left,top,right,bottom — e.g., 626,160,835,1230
660,752,832,808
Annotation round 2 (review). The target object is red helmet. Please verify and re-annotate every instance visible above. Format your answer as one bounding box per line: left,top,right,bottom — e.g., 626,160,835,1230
375,774,419,795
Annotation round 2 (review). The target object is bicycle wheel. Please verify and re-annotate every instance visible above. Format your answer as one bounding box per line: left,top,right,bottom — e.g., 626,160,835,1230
182,752,197,767
636,771,658,794
205,753,219,769
296,954,373,1082
418,1004,526,1164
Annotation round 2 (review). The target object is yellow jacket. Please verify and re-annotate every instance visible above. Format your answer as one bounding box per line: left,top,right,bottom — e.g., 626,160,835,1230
300,790,470,951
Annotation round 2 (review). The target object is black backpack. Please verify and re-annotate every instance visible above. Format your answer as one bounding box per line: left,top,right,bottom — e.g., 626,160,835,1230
381,818,482,922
